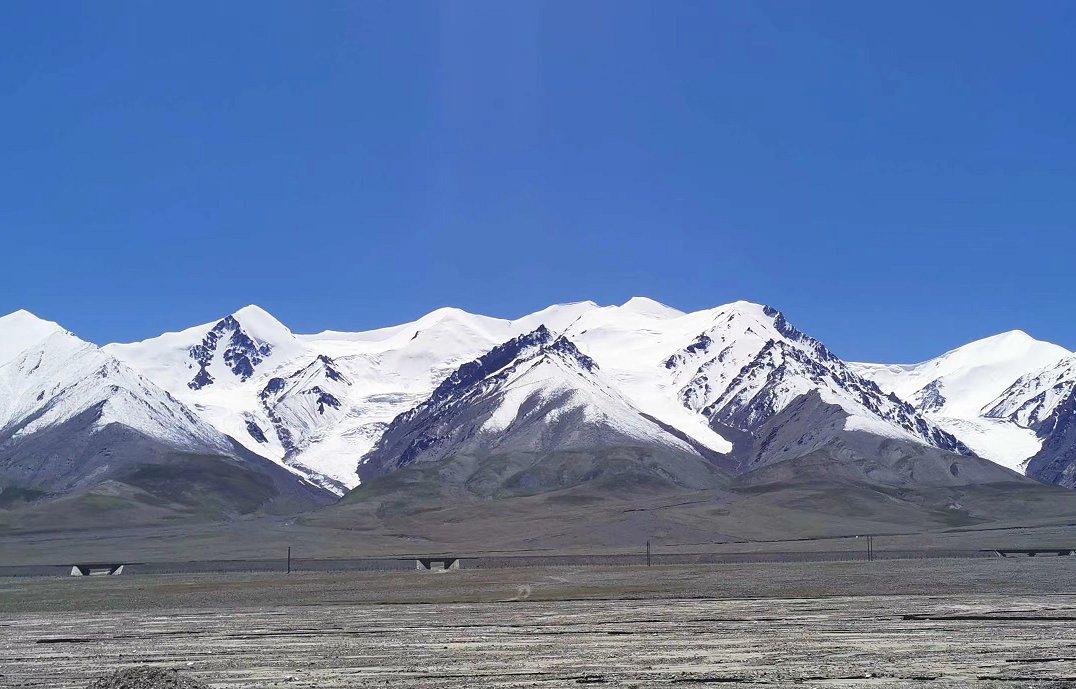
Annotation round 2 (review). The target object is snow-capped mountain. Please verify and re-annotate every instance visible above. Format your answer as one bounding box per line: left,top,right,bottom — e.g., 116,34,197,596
0,310,331,514
105,305,361,490
104,305,307,458
359,326,728,494
0,310,231,462
852,331,1072,471
980,354,1076,487
105,302,603,491
852,331,1069,419
14,296,1071,524
358,299,980,494
561,300,968,456
105,298,972,494
984,354,1076,432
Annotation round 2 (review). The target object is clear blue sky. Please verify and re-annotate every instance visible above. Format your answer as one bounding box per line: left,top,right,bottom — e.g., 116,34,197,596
2,2,1074,363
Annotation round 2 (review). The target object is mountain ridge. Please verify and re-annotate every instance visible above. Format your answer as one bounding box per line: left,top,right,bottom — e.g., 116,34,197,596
0,314,334,523
6,298,1076,503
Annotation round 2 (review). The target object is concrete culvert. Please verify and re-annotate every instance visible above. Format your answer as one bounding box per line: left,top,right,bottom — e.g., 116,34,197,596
87,668,211,689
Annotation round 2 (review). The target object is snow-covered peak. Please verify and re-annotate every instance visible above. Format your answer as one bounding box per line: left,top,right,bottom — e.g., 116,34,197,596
358,327,724,482
230,304,296,341
723,299,774,315
412,306,503,331
566,300,834,411
850,330,1072,472
852,330,1070,419
0,326,232,455
0,308,63,330
0,309,68,366
304,301,601,349
106,306,308,393
512,300,601,333
559,300,964,456
618,296,684,319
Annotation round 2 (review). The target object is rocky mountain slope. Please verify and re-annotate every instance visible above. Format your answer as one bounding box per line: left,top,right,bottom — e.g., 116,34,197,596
852,331,1070,471
0,310,333,523
561,300,970,455
358,326,729,496
983,354,1076,487
852,331,1076,491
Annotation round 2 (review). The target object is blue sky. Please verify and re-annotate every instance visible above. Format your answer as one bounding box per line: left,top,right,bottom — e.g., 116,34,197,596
2,2,1074,363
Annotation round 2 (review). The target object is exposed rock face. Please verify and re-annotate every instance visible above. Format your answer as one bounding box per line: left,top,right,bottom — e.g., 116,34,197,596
725,391,1022,488
1024,388,1076,488
188,315,273,390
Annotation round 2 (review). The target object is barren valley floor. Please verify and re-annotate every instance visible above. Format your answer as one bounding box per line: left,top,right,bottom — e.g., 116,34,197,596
3,560,1076,688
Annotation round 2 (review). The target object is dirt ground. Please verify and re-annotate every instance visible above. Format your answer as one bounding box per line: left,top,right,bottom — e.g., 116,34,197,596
3,559,1076,688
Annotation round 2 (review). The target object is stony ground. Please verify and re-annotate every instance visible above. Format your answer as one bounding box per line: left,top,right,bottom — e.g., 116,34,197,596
3,560,1076,688
86,668,210,689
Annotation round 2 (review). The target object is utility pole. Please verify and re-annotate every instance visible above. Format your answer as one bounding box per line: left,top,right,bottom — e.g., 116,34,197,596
287,546,291,574
867,536,873,563
646,540,651,567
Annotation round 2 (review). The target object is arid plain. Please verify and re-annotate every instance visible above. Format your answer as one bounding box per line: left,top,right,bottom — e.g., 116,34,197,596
4,557,1076,689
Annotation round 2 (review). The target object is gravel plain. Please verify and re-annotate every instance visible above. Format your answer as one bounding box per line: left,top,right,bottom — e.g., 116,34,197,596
3,559,1076,688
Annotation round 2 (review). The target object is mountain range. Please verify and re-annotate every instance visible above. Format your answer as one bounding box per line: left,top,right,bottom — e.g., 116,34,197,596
4,298,1076,538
